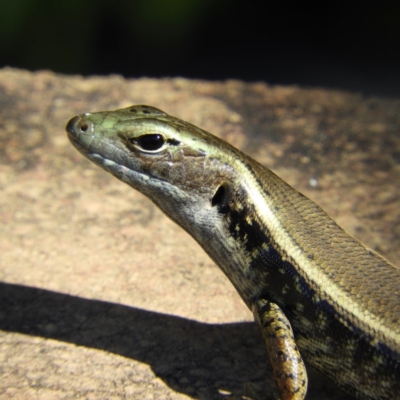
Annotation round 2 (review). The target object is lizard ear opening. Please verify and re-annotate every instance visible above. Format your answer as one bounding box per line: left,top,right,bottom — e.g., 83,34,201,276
211,183,230,214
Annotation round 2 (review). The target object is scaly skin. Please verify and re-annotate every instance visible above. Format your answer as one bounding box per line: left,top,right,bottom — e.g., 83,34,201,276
66,105,400,399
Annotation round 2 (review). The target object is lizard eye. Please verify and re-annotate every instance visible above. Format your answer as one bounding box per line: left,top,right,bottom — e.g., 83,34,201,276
134,134,165,152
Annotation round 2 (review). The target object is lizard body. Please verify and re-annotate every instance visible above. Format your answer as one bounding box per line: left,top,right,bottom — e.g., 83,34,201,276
66,105,400,399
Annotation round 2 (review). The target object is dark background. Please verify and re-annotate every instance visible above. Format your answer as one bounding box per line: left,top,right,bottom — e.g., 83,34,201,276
1,0,400,97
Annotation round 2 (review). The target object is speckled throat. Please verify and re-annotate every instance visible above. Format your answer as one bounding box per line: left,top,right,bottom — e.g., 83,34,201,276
66,105,400,400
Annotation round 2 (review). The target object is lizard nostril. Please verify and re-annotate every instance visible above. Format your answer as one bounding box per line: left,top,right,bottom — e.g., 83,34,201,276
80,122,89,132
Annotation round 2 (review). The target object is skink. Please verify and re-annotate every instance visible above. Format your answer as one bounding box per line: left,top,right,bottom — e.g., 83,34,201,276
66,105,400,399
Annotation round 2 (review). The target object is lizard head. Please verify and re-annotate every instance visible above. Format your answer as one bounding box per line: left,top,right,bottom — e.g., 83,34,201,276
66,105,237,233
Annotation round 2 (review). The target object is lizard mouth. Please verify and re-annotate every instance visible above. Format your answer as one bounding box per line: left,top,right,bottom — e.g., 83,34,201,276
83,151,161,189
66,115,168,189
67,132,89,155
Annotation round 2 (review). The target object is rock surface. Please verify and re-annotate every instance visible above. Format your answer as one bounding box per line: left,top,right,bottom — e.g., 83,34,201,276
0,68,399,399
